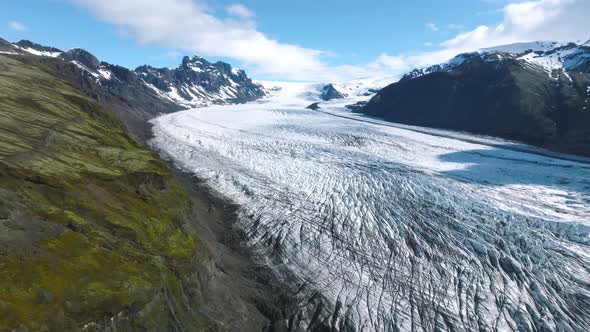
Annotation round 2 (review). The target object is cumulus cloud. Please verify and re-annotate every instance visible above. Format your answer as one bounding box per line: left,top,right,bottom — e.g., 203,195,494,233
8,20,28,31
382,0,590,77
72,0,590,82
73,0,326,80
440,0,589,55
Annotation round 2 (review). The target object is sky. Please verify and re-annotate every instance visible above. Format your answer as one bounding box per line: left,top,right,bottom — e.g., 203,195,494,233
1,0,589,81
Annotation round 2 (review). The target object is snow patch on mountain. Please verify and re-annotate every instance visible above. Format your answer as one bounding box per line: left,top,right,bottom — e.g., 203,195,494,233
402,53,473,80
13,40,63,57
258,77,392,105
479,41,563,54
405,40,590,81
4,39,265,109
256,81,323,105
135,56,265,108
18,47,61,57
330,77,393,97
69,61,100,78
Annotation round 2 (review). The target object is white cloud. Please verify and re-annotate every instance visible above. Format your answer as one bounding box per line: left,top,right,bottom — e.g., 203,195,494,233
426,23,439,32
225,4,254,20
349,0,590,80
383,0,590,75
438,0,588,55
73,0,326,80
72,0,590,82
8,20,28,31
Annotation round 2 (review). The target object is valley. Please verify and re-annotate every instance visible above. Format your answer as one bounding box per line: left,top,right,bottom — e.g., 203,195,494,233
1,21,590,330
151,84,590,331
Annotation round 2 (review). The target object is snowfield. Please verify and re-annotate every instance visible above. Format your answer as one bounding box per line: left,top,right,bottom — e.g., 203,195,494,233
151,83,590,331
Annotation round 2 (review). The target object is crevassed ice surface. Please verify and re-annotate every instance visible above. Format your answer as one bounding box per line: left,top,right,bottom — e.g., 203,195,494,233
151,83,590,331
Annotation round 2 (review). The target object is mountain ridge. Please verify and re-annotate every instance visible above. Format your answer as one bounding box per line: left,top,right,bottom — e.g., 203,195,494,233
136,55,265,107
0,45,291,331
362,40,590,156
4,38,265,111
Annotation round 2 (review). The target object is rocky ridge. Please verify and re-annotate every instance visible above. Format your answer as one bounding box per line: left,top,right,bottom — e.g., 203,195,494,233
9,39,265,111
362,40,590,156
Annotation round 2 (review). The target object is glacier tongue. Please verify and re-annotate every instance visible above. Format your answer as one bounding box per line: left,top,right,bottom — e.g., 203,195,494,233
150,86,590,331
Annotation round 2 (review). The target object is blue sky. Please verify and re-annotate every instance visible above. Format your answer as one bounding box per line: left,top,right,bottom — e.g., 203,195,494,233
1,0,588,81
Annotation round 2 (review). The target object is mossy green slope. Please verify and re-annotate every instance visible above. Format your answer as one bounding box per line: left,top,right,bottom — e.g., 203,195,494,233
0,55,210,331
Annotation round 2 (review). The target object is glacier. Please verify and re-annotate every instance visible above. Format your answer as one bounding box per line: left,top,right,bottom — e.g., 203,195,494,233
150,83,590,331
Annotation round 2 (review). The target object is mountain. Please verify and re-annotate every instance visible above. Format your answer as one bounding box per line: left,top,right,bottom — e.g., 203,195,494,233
362,41,590,156
58,48,100,71
321,77,391,100
18,49,181,140
257,77,391,103
0,38,22,54
319,83,345,100
1,38,265,139
15,39,63,57
55,49,264,109
0,47,285,331
135,55,265,107
0,54,203,330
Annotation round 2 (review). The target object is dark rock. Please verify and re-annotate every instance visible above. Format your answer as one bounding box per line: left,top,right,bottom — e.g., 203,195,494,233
319,84,345,101
0,38,22,54
362,45,590,156
59,48,100,71
345,101,368,112
306,102,321,110
135,55,265,105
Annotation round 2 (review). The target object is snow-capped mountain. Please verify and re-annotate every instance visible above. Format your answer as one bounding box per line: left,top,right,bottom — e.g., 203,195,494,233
320,77,393,100
14,40,62,57
403,40,590,81
258,77,391,104
363,40,590,156
0,39,265,110
0,38,21,54
58,48,113,80
0,37,266,140
480,41,565,54
135,55,265,107
319,83,345,100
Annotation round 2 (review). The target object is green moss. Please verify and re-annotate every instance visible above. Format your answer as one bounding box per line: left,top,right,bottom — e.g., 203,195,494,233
0,230,160,330
0,55,205,330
